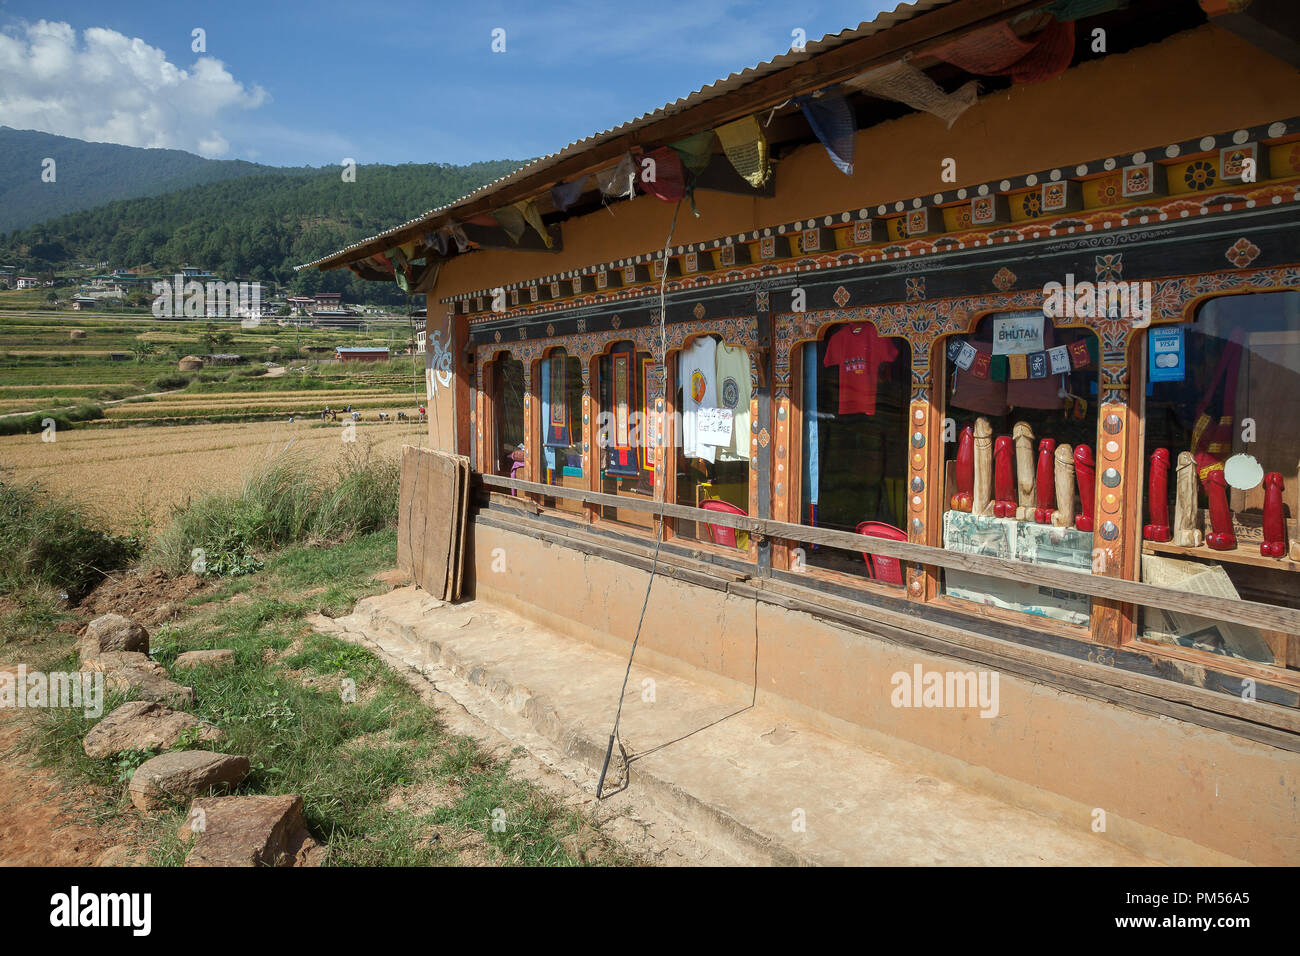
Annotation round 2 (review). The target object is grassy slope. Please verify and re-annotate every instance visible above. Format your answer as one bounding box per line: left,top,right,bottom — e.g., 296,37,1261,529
20,533,630,866
2,454,633,868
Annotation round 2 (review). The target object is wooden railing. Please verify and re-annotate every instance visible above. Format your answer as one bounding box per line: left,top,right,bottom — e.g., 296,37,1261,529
479,471,1300,637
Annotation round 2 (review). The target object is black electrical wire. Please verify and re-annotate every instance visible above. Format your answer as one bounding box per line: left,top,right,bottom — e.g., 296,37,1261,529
596,198,681,799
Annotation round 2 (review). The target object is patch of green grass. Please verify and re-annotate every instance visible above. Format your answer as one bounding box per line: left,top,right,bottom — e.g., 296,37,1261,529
147,450,398,577
0,475,139,601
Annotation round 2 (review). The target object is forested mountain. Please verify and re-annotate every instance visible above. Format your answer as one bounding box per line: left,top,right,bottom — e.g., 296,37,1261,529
1,134,525,304
0,127,296,232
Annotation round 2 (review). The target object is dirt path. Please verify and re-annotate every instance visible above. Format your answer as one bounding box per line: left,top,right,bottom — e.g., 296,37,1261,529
0,671,116,866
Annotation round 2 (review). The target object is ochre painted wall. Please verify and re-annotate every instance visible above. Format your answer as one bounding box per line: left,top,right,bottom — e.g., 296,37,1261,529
475,520,1297,866
429,24,1300,306
425,24,1300,459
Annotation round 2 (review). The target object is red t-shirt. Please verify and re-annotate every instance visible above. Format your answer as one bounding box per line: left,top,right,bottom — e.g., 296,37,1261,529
824,323,899,416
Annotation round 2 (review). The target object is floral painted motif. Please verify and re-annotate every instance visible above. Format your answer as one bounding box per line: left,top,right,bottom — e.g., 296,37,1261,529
1184,160,1216,191
992,267,1017,291
1021,193,1042,218
757,291,769,311
906,276,926,301
833,285,850,307
1225,237,1261,268
693,302,706,319
1095,253,1123,282
576,318,586,332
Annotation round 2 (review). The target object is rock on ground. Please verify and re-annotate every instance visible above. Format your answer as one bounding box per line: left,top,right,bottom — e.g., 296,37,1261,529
79,651,164,676
78,614,149,660
371,569,411,589
128,751,249,812
177,794,325,867
79,652,194,707
80,655,194,708
82,700,221,759
93,845,147,867
174,649,235,671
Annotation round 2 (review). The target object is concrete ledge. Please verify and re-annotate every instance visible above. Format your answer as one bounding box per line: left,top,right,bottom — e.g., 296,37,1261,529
319,587,1174,866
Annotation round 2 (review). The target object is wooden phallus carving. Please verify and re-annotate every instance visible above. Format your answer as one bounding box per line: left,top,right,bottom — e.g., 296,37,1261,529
1013,422,1035,521
1174,451,1204,548
1051,443,1075,528
972,418,993,517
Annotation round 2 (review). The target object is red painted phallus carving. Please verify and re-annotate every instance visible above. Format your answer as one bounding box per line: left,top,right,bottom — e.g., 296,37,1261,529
1143,448,1172,542
1034,438,1057,523
993,436,1016,518
950,425,974,512
1262,472,1287,558
1197,453,1237,551
1075,444,1095,532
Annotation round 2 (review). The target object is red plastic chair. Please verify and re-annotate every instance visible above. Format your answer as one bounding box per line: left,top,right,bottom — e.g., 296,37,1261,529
855,521,907,585
700,498,747,548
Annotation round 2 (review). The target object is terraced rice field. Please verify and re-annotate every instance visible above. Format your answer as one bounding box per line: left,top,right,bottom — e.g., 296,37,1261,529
0,418,427,531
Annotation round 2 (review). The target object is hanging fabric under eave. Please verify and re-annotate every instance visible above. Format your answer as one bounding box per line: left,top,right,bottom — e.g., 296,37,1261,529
490,205,526,244
1042,0,1129,20
670,130,717,217
514,199,552,248
927,17,1076,84
550,176,589,212
595,153,636,200
446,222,471,253
715,114,771,189
670,130,716,176
796,88,856,175
845,60,979,129
1005,18,1075,84
640,146,687,202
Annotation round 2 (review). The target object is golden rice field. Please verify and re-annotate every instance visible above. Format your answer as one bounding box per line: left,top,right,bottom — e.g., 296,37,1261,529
0,419,427,532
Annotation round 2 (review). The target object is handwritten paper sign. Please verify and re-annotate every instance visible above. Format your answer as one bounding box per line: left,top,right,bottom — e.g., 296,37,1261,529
696,407,734,446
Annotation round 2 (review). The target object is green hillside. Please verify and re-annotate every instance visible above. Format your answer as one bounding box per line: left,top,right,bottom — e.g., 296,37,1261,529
1,145,525,305
0,127,297,233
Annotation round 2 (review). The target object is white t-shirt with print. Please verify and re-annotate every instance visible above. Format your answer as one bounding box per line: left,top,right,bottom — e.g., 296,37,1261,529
715,343,751,460
678,336,717,462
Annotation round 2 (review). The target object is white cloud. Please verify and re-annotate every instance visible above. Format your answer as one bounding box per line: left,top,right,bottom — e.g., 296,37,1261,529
0,19,268,157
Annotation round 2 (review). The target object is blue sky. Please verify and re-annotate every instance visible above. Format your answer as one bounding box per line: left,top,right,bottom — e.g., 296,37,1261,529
0,0,898,167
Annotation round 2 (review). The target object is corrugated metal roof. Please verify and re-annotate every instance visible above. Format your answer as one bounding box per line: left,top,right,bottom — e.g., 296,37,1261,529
299,0,960,272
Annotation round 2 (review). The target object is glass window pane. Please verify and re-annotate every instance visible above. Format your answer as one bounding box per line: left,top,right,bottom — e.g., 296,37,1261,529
940,313,1100,624
1138,291,1300,671
797,325,911,586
